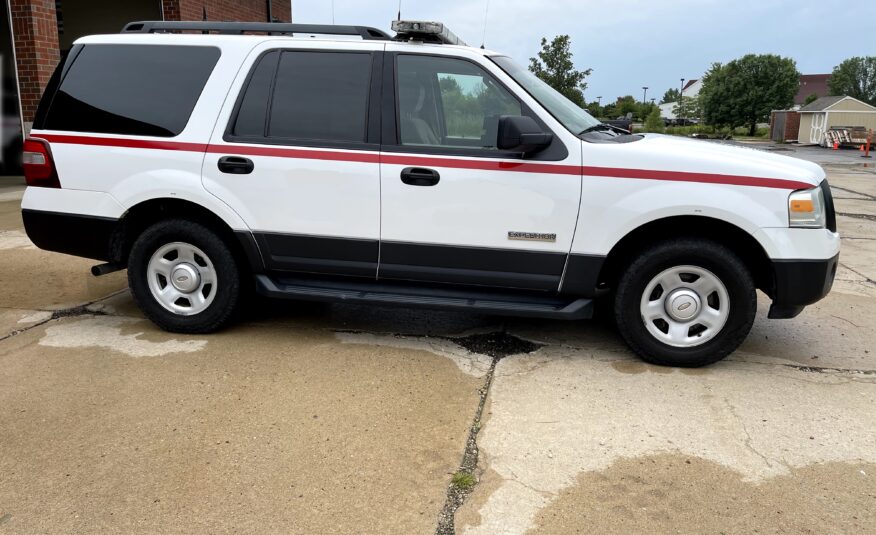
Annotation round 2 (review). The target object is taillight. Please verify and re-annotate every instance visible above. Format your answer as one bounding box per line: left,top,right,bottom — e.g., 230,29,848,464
23,138,61,188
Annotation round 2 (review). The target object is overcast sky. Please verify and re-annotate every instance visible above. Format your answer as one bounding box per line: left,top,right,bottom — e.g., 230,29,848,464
292,0,876,103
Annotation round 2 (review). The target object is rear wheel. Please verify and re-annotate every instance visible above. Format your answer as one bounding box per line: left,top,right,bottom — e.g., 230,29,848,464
128,220,241,333
614,239,756,367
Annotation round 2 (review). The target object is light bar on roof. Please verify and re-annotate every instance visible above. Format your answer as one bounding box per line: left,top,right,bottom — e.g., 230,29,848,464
391,20,468,46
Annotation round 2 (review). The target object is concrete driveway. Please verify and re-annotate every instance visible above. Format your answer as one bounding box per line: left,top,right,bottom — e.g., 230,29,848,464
1,146,874,534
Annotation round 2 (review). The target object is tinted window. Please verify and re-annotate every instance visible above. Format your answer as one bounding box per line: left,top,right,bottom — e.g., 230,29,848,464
44,44,220,137
397,55,521,149
268,51,371,142
233,51,279,137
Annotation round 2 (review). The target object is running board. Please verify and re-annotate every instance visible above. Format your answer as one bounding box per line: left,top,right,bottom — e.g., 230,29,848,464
255,275,593,319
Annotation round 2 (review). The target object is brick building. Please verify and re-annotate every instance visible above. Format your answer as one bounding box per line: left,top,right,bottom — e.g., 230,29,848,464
2,1,291,175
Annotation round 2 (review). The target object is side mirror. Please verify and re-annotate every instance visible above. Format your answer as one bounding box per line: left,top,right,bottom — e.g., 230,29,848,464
497,115,553,154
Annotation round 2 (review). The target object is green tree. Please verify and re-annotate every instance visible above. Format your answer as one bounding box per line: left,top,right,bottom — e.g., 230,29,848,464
585,101,602,118
673,95,702,121
828,56,876,106
660,87,680,104
644,107,664,133
804,93,820,105
529,35,592,107
615,95,638,118
699,54,800,135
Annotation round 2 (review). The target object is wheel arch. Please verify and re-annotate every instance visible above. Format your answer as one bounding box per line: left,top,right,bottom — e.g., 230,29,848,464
109,197,263,273
597,215,774,297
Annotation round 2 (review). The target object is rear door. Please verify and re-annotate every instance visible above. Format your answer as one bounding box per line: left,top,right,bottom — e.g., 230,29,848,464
203,41,383,278
378,46,582,291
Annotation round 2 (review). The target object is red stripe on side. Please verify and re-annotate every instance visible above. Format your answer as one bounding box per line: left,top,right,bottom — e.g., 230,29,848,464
379,153,582,175
582,165,812,190
206,144,381,164
37,134,813,190
40,134,208,153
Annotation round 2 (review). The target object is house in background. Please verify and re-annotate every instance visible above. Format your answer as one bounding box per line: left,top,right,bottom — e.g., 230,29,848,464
658,78,701,121
2,0,291,176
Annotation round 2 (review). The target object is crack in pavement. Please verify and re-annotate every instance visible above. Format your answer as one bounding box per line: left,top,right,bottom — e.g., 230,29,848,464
831,186,876,201
839,262,876,285
837,211,876,222
0,290,125,344
435,331,543,535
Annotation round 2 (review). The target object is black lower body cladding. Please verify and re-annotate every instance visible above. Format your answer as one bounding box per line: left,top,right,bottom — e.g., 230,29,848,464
22,209,118,261
768,254,839,319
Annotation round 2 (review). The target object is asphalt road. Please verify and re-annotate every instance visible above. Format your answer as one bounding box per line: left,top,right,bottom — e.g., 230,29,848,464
1,143,874,534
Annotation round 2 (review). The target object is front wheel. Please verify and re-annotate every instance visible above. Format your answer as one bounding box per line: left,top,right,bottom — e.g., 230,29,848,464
128,219,242,333
614,239,756,367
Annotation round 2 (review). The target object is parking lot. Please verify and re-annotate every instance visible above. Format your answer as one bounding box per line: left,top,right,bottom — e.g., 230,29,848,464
1,144,875,534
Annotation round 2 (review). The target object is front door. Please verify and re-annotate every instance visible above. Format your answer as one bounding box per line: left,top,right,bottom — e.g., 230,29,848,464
203,43,384,278
378,48,582,291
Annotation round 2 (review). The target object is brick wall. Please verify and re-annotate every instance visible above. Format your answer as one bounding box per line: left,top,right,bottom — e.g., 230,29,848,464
10,0,60,124
11,0,292,124
162,0,291,23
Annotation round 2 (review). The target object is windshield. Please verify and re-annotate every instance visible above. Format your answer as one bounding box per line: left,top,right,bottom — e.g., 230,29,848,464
491,55,600,135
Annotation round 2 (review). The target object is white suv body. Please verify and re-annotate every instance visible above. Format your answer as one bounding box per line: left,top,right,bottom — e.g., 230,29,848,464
21,22,839,366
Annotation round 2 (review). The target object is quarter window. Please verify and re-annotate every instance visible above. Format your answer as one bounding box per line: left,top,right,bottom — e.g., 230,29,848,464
44,44,220,137
396,55,521,150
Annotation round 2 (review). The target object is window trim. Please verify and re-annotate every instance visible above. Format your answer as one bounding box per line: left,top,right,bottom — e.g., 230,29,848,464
223,48,381,152
383,51,568,162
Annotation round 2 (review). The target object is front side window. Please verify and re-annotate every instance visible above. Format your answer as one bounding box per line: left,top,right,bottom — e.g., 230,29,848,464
396,55,521,150
44,44,220,137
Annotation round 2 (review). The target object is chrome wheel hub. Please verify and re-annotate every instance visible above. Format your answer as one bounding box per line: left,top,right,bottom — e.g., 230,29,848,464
170,263,200,293
640,265,730,348
147,242,217,316
665,289,700,321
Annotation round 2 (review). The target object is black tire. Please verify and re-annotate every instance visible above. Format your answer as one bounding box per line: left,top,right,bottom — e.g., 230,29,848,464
614,239,756,367
128,219,242,333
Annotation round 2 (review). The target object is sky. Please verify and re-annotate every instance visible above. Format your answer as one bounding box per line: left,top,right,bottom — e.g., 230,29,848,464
292,0,876,104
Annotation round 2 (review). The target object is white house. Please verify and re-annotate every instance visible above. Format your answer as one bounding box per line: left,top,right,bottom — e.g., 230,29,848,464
658,79,702,120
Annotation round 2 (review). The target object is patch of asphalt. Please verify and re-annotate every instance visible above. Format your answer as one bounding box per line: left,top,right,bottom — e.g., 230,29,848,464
0,290,125,344
435,332,544,535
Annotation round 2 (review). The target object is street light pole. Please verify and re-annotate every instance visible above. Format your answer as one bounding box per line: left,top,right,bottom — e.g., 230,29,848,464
596,96,602,106
642,86,648,105
679,78,685,124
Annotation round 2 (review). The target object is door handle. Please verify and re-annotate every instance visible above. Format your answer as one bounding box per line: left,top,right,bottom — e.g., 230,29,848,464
218,156,254,175
400,167,440,186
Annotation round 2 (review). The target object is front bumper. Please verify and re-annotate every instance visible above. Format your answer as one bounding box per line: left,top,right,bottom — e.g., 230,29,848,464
768,254,839,319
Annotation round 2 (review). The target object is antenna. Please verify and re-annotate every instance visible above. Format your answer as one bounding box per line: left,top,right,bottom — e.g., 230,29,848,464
331,0,335,24
480,0,490,49
397,0,402,21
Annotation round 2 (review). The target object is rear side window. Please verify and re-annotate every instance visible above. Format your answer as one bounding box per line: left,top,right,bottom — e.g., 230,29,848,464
44,44,220,137
230,50,373,144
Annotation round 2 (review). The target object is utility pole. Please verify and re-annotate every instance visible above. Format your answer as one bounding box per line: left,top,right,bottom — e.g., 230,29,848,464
679,78,685,124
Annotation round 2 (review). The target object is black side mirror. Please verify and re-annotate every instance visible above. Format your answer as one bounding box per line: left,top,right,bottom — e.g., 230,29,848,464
497,115,553,154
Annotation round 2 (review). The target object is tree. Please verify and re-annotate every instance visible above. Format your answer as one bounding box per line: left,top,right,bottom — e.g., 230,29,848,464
699,54,799,135
661,87,680,104
644,107,664,133
585,101,602,118
673,95,702,121
804,93,820,106
828,56,876,106
529,35,592,107
615,95,638,118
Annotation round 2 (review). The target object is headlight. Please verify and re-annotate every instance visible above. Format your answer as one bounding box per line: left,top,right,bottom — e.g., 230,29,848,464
788,186,826,228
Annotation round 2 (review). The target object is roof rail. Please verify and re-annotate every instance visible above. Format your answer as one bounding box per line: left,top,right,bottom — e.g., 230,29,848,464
120,21,391,40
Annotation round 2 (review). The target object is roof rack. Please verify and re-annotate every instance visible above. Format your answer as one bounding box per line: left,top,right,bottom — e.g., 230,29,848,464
121,21,392,40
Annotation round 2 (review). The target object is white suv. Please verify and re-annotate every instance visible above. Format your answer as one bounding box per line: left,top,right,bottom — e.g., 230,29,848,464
21,21,839,366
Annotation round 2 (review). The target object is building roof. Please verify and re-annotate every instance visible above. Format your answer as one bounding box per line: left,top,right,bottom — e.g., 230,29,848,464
795,74,831,105
799,95,876,112
682,79,698,92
